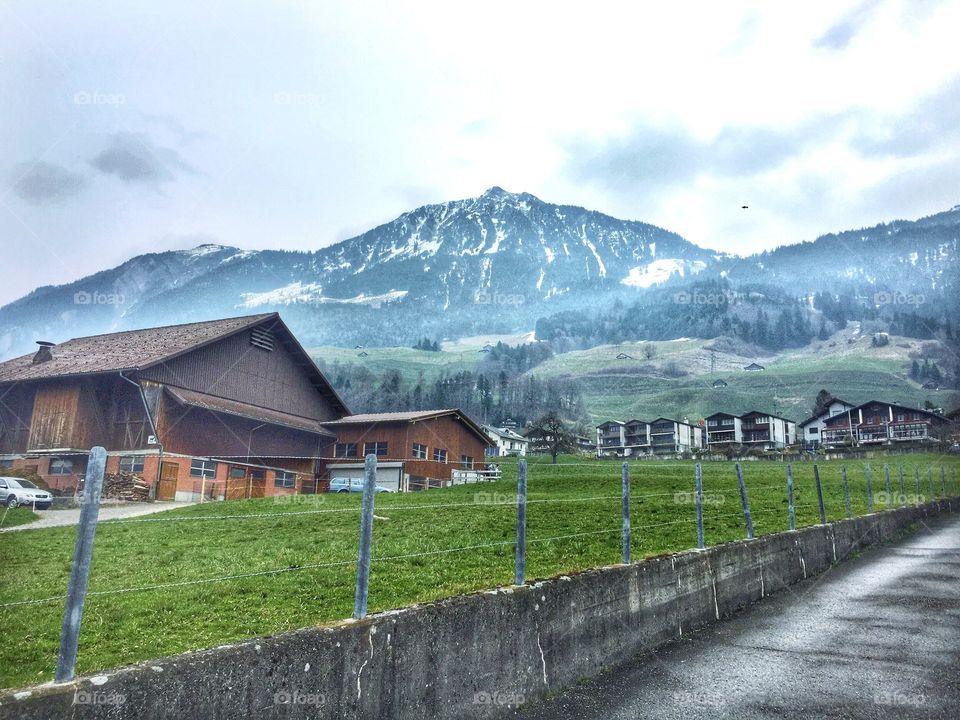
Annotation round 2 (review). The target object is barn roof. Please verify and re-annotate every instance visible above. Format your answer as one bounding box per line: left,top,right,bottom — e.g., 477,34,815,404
322,409,491,445
0,313,350,417
0,314,275,383
166,386,336,437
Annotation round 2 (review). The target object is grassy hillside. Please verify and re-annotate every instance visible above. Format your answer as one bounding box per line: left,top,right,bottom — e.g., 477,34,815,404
2,454,956,690
529,327,947,424
306,325,951,424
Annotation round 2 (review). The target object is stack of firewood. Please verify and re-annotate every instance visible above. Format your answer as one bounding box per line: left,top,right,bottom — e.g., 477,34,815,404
101,472,152,502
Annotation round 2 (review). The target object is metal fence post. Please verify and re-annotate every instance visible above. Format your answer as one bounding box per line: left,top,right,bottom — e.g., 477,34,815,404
865,463,873,513
352,454,377,620
941,466,947,498
898,464,905,506
55,446,107,683
813,464,826,524
515,460,527,586
841,464,852,519
927,465,934,502
787,464,795,531
621,462,631,564
695,463,704,549
884,464,891,510
914,465,921,504
735,463,754,539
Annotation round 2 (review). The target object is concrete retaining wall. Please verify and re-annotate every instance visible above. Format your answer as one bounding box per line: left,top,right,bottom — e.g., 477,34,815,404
3,499,956,720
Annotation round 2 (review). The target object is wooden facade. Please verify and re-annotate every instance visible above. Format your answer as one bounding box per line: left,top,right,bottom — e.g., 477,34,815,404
0,314,346,499
321,411,491,486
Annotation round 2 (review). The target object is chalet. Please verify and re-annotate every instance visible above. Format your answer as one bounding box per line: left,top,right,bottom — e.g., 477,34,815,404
704,412,742,448
744,363,765,372
739,411,796,450
921,380,939,390
648,418,703,455
0,314,349,501
320,409,492,491
484,425,529,457
615,352,634,360
797,398,857,448
820,401,948,447
596,419,652,457
711,379,728,388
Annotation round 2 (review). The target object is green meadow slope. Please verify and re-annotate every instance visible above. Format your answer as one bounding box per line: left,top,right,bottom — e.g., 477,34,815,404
309,324,949,424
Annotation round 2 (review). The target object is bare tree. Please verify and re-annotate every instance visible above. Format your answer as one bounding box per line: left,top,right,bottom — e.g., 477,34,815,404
527,412,577,464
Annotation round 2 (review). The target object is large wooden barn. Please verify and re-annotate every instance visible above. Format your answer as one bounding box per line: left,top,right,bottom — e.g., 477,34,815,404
0,313,349,500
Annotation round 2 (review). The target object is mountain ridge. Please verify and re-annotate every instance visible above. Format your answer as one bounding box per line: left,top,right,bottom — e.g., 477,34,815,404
0,188,957,357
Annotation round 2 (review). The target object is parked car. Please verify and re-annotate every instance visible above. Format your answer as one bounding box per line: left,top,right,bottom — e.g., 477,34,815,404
0,476,53,509
327,477,395,493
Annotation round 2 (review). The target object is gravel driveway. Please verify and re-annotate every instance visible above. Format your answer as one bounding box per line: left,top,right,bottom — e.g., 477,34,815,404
0,501,190,532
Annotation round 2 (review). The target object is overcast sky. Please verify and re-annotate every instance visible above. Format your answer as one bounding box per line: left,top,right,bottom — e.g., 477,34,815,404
2,0,959,305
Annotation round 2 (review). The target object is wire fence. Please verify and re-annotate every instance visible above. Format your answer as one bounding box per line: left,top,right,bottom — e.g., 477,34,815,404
0,450,958,686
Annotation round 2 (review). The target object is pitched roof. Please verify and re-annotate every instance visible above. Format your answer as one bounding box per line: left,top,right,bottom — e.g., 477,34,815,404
322,408,491,445
484,425,528,442
797,398,855,428
821,400,947,425
0,314,275,383
741,410,795,422
166,386,335,437
0,312,351,417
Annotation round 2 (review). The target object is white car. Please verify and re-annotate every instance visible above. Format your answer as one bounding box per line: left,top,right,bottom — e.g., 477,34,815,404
0,476,53,509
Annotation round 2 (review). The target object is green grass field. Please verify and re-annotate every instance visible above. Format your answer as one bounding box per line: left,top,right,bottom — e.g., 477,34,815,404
0,507,39,529
1,453,957,690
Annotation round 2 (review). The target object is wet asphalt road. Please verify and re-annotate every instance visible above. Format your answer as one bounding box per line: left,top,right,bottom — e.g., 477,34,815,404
512,514,960,720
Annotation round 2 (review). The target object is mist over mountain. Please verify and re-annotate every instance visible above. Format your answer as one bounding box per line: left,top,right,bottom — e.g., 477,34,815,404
0,189,957,358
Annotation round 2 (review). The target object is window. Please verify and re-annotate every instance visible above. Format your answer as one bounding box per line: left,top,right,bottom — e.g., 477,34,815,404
189,459,218,479
49,458,73,475
119,455,145,473
274,470,296,488
412,443,427,459
229,466,247,479
364,441,388,457
460,455,474,469
433,448,447,463
335,443,358,458
896,414,905,422
249,468,265,481
808,427,819,434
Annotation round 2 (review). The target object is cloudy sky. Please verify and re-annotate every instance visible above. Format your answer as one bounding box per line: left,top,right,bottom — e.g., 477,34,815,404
2,0,959,304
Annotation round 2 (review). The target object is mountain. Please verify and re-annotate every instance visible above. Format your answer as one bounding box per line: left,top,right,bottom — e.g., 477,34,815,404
0,188,717,355
0,190,957,357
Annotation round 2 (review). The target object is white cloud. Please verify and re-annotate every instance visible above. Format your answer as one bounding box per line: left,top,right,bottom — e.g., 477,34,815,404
0,0,958,302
